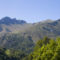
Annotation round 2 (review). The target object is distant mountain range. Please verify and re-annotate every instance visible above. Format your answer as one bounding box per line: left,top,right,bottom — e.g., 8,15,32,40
0,17,60,39
0,17,26,25
0,17,32,33
0,17,60,52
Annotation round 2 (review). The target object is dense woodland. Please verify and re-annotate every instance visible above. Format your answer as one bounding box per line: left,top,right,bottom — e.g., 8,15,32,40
0,37,60,60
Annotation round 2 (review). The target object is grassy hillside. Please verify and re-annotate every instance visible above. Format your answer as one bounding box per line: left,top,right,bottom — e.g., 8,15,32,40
21,19,60,42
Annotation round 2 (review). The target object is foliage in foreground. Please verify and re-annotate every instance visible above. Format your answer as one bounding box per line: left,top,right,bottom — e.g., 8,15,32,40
24,37,60,60
0,37,60,60
0,48,27,60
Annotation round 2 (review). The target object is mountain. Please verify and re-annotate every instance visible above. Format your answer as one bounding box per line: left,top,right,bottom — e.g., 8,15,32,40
0,17,34,53
0,17,32,33
0,33,34,53
0,17,26,25
22,19,60,42
0,17,60,42
0,17,60,53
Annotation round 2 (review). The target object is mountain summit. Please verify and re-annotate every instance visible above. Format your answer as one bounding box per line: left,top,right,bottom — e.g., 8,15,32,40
0,17,27,25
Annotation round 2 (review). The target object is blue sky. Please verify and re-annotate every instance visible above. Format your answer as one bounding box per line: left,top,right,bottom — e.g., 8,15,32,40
0,0,60,23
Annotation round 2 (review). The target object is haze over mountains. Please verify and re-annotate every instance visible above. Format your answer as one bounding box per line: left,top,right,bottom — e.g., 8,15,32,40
0,17,60,39
0,17,60,51
0,17,32,33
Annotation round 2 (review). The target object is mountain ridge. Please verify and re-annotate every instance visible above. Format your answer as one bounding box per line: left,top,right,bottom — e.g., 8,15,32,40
0,17,60,53
0,17,27,25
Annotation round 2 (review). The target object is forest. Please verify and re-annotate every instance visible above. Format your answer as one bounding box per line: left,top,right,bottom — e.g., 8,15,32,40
0,37,60,60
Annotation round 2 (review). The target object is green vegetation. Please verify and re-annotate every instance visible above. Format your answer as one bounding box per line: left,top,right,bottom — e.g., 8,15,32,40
0,33,34,53
24,37,60,60
0,37,60,60
0,18,60,42
0,48,27,60
0,17,60,60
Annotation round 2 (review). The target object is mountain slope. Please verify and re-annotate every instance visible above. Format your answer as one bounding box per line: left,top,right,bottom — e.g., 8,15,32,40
20,19,60,42
0,33,34,53
0,17,33,33
0,17,60,53
0,17,60,42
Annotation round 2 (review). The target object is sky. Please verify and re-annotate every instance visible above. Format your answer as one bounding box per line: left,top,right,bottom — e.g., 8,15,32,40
0,0,60,23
